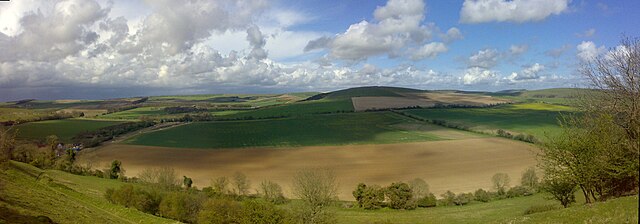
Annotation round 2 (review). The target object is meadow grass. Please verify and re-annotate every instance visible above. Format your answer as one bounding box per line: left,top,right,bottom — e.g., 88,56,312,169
0,161,175,224
13,119,125,141
404,103,572,140
126,111,442,149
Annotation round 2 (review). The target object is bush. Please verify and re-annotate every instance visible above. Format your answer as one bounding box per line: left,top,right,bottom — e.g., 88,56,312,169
239,200,289,224
541,177,576,208
507,186,534,198
353,183,385,210
385,182,416,210
523,204,563,215
159,192,203,223
416,193,437,207
473,188,491,202
259,180,287,204
104,185,162,215
453,193,474,206
439,191,456,206
197,198,242,224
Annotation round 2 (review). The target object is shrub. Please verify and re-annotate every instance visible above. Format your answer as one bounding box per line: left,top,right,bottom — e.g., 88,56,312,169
439,191,456,206
541,177,576,208
523,204,563,215
385,182,416,210
353,183,385,210
473,189,491,202
104,185,162,215
197,198,242,224
507,186,534,198
159,192,203,223
416,193,437,207
453,193,474,206
239,200,289,224
259,180,287,204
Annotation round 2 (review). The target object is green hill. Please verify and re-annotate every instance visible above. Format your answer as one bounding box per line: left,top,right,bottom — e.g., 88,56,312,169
306,86,423,100
0,161,175,224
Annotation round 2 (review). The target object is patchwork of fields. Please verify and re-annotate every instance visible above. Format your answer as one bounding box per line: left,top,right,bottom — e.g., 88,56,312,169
13,119,125,141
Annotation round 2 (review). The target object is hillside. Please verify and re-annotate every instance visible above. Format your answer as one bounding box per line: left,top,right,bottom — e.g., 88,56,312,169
0,161,175,223
305,86,423,100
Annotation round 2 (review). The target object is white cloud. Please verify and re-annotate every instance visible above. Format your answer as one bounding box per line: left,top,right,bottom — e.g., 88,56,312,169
576,41,605,62
410,42,448,60
304,0,448,61
509,44,529,56
461,67,497,85
460,0,570,24
545,44,572,58
576,28,596,38
468,48,500,68
506,63,544,82
441,27,463,43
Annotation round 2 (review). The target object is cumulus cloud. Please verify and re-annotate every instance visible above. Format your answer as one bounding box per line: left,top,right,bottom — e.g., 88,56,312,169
506,63,544,82
303,0,452,61
467,48,500,68
576,41,605,62
460,0,570,23
461,67,497,85
246,24,268,60
410,42,448,60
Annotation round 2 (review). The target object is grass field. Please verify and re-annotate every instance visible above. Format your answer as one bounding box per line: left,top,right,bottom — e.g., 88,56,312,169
0,108,54,122
218,99,354,119
126,112,449,149
0,161,175,223
13,119,125,141
97,107,168,120
332,193,638,224
404,103,573,140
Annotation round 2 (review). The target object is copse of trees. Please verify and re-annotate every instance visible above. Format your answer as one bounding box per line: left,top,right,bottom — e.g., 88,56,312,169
539,37,639,205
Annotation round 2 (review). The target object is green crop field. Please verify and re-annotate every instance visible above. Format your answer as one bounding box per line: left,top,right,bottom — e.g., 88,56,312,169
98,107,168,120
404,103,574,140
13,119,125,141
0,161,174,223
126,111,444,149
218,99,354,120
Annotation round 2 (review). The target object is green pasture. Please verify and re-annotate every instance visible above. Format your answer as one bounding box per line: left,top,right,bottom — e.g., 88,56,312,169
126,112,443,149
218,99,354,120
98,107,168,120
13,119,125,141
404,103,573,140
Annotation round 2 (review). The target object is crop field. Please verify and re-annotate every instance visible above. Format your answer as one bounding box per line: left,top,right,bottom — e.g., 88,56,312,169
13,119,125,141
97,106,168,120
125,112,471,149
217,99,354,119
404,103,573,139
351,92,509,111
0,107,54,122
83,137,536,200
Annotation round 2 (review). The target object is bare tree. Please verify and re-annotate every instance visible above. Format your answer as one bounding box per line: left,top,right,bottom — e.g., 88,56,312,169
232,172,251,196
292,168,338,224
492,173,510,195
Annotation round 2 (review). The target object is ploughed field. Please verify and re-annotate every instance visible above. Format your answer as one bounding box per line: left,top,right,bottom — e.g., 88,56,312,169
80,137,537,200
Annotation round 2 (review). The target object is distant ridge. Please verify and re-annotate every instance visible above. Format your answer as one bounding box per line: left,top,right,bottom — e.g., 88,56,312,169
305,86,423,101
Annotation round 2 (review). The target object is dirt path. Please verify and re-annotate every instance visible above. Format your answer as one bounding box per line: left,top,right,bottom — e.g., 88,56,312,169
79,138,538,200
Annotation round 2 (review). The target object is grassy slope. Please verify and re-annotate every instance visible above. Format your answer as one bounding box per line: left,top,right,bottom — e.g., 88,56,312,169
0,161,175,224
126,112,443,149
219,99,354,120
13,119,125,141
404,103,572,140
333,194,638,224
320,86,420,100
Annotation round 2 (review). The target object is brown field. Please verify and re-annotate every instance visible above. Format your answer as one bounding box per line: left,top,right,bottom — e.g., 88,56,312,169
351,92,510,111
79,137,537,200
57,108,107,117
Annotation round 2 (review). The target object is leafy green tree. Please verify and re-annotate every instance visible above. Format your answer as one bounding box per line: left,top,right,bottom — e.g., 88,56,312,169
183,176,193,189
159,192,202,223
197,198,242,224
385,182,416,210
416,193,437,207
453,193,474,206
541,176,577,208
473,188,491,202
109,160,123,179
440,191,456,206
239,200,289,224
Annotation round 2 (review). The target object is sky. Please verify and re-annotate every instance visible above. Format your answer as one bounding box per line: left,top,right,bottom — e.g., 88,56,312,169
0,0,638,101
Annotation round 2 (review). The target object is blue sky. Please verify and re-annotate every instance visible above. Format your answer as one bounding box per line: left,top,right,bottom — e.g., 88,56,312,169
0,0,638,100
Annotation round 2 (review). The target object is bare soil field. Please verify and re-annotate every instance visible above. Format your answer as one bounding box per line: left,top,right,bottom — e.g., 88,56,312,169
352,92,510,111
79,137,537,200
